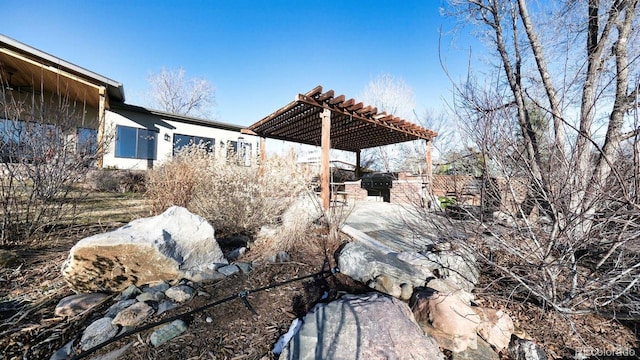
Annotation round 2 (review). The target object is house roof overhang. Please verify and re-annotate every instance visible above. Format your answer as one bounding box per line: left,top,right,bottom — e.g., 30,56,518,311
0,34,125,107
244,86,437,152
110,102,245,132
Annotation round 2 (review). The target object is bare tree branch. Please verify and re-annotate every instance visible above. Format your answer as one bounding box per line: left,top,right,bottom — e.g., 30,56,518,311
147,67,216,118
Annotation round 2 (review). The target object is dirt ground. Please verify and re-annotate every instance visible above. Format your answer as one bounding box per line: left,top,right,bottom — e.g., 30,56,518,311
0,194,638,360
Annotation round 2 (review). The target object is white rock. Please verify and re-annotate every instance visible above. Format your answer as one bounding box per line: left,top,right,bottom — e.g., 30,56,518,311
80,317,118,351
338,242,433,299
61,206,227,292
408,247,479,292
165,285,195,303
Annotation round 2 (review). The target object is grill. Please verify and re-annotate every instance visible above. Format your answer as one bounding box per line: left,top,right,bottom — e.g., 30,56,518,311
360,173,395,202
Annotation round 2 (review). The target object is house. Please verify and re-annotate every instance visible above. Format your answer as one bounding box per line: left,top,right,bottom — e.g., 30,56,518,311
103,103,257,170
0,34,256,170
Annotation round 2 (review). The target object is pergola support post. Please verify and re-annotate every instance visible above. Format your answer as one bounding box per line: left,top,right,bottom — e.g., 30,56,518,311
355,149,361,179
97,87,107,169
425,139,433,193
321,108,331,211
259,137,266,163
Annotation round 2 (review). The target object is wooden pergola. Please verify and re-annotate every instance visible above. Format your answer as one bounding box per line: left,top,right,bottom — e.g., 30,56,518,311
243,85,438,210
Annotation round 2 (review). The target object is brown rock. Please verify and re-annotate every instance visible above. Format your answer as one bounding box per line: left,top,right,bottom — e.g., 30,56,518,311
410,287,481,353
473,307,514,351
54,293,109,317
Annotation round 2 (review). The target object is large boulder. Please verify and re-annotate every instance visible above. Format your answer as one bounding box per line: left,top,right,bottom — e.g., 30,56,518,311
281,194,324,229
62,206,227,292
279,292,444,360
398,243,479,292
338,241,434,300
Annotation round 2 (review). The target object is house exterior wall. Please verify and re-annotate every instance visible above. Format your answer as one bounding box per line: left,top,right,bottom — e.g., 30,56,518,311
1,89,100,129
102,107,258,170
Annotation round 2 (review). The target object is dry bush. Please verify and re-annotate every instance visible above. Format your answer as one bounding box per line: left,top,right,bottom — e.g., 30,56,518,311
146,144,210,213
90,169,146,193
190,151,310,237
146,146,311,238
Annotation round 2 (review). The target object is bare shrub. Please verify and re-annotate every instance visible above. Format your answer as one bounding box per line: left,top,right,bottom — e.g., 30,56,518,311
433,0,640,319
0,80,107,244
117,171,146,193
146,144,210,213
191,151,310,236
90,169,146,193
91,169,120,192
146,147,311,238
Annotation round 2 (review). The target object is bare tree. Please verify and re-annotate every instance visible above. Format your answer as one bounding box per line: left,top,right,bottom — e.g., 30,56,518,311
359,74,420,172
436,0,640,315
147,67,216,118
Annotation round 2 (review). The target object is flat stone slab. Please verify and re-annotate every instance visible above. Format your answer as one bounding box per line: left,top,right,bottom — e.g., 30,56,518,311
54,293,109,317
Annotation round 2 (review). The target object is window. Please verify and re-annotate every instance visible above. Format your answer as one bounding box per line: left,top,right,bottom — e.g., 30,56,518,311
226,140,238,161
173,134,214,155
0,119,60,163
115,125,157,159
0,119,25,162
77,128,97,155
239,142,252,166
224,139,253,166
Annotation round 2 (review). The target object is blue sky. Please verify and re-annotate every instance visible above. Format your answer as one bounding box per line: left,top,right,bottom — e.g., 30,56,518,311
2,0,481,126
